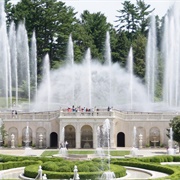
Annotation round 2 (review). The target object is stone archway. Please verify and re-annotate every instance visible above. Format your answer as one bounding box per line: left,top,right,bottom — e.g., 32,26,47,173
117,132,125,147
8,127,18,147
50,132,58,148
65,125,75,148
149,127,160,147
36,127,46,148
137,127,146,148
81,125,93,148
22,126,32,147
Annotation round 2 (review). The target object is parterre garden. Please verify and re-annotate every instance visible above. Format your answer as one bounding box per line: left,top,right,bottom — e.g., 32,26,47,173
0,152,180,179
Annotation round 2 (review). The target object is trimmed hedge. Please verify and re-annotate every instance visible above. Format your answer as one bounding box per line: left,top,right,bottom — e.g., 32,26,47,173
24,160,126,179
112,160,174,174
108,155,180,179
138,155,174,163
0,160,42,171
1,153,180,179
0,154,64,163
173,156,180,162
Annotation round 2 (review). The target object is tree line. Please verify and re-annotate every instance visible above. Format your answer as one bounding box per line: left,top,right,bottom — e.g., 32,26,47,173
5,0,164,83
5,0,180,147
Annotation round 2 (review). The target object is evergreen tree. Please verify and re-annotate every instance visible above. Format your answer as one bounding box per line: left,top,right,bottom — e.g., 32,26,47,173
169,116,180,153
113,31,131,67
115,1,139,41
80,10,111,61
136,0,154,35
6,0,77,71
132,34,147,79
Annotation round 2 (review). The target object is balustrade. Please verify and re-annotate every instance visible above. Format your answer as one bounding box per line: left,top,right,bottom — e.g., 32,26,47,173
0,109,178,121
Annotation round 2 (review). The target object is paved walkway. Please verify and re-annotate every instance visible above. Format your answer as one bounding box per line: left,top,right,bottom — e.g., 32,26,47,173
116,147,178,157
0,147,178,157
0,147,179,157
0,148,45,156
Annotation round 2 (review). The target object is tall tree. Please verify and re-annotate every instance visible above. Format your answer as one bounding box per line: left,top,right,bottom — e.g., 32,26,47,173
169,116,180,153
136,0,154,35
115,0,154,39
132,33,147,79
115,1,138,40
108,27,123,64
6,0,77,71
115,0,155,80
80,10,111,61
72,22,95,63
113,31,131,67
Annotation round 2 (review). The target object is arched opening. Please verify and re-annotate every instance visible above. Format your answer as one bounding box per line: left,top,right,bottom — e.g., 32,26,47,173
50,132,58,148
65,125,76,148
137,126,146,148
22,126,32,147
36,127,46,148
117,132,125,147
81,125,93,148
149,127,160,147
8,127,18,147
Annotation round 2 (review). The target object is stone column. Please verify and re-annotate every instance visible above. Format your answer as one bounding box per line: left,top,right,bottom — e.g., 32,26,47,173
110,120,115,148
59,121,63,148
76,123,81,148
46,127,50,147
93,123,97,149
32,129,36,147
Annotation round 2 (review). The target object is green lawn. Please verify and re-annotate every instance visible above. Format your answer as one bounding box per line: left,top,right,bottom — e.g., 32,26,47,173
41,149,130,157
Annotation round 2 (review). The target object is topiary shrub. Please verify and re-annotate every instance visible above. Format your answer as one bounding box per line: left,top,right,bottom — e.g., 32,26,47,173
58,165,71,172
150,156,163,163
42,161,59,171
24,159,126,179
1,153,180,179
164,155,174,162
77,164,90,172
24,164,40,178
89,165,99,172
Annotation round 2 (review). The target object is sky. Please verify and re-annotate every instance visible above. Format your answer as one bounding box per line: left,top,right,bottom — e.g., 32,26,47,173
10,0,174,26
61,0,173,25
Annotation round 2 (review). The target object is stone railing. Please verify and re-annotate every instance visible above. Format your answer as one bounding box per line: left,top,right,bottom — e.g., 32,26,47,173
0,108,178,121
0,109,113,121
59,109,113,117
0,110,60,121
113,110,178,121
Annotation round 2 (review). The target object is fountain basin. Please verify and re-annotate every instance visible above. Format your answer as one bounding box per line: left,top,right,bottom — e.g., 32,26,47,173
0,165,169,180
118,166,168,179
53,153,111,160
0,167,25,179
124,154,144,158
24,147,33,156
124,147,143,158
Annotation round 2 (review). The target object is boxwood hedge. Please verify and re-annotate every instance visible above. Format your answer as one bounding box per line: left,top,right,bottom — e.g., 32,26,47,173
1,153,180,179
24,159,126,179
